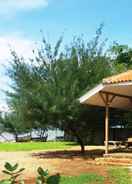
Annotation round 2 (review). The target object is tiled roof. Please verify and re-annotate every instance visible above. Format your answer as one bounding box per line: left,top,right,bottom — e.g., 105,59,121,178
103,70,132,84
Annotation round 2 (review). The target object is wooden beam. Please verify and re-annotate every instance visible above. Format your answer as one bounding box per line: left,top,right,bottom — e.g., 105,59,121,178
100,92,116,105
99,92,107,104
101,91,132,100
109,95,116,103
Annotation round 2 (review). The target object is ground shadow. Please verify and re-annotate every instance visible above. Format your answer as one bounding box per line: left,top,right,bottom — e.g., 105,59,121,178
32,147,132,160
47,174,60,184
32,149,105,160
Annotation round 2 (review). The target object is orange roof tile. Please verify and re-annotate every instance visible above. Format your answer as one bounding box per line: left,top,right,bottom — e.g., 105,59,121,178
103,70,132,84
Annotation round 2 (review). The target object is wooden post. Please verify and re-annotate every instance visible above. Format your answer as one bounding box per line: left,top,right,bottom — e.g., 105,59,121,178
105,103,109,154
105,94,109,155
100,92,115,155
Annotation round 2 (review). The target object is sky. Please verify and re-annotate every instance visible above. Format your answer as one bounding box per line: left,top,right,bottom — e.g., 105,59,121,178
1,0,132,111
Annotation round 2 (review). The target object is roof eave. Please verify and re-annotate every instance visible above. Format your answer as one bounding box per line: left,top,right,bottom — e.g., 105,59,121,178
79,81,132,105
79,83,104,104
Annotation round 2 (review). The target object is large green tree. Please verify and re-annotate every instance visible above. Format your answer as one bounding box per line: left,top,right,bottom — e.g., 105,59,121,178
6,27,113,152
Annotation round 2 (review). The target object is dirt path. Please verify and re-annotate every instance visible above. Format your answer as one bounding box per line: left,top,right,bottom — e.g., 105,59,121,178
0,151,55,179
0,149,110,183
0,146,128,183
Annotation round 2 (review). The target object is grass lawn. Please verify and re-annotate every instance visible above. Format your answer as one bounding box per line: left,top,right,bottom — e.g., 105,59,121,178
108,167,132,184
47,173,105,184
0,141,75,151
46,168,132,184
0,168,132,184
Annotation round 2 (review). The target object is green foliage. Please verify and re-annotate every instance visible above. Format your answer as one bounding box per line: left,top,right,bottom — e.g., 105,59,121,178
0,180,11,184
0,112,29,142
110,42,132,71
5,26,112,152
36,167,49,184
2,162,25,184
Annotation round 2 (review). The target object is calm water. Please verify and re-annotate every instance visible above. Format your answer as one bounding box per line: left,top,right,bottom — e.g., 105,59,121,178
0,129,64,142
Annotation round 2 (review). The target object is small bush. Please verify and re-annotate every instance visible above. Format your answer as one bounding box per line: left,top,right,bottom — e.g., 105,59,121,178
2,162,25,184
36,167,49,184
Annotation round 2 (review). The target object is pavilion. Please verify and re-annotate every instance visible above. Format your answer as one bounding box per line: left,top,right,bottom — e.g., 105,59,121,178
79,70,132,155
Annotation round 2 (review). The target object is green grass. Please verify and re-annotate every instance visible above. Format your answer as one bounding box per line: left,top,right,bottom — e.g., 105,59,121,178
108,167,132,184
47,168,132,184
47,174,105,184
0,141,75,151
0,164,132,184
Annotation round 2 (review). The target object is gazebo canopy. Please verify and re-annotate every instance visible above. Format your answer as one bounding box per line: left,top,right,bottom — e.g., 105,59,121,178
79,70,132,109
79,70,132,155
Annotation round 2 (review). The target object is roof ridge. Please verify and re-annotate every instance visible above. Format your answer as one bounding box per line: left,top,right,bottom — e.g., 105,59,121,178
103,70,132,84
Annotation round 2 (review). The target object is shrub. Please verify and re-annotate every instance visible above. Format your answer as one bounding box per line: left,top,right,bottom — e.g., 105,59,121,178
36,167,49,184
2,162,25,184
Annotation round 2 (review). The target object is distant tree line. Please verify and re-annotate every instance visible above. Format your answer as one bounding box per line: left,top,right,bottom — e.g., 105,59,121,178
1,25,132,152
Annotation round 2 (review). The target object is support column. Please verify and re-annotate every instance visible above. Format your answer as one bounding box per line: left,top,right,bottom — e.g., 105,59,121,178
105,103,109,155
100,92,115,155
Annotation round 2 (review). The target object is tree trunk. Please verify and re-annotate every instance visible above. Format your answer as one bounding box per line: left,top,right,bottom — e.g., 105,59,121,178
69,128,85,153
75,133,85,153
14,134,18,142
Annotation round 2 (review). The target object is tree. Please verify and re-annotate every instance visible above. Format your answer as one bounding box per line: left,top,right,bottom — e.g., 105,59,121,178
38,27,111,152
6,51,50,137
6,26,112,152
110,42,132,72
